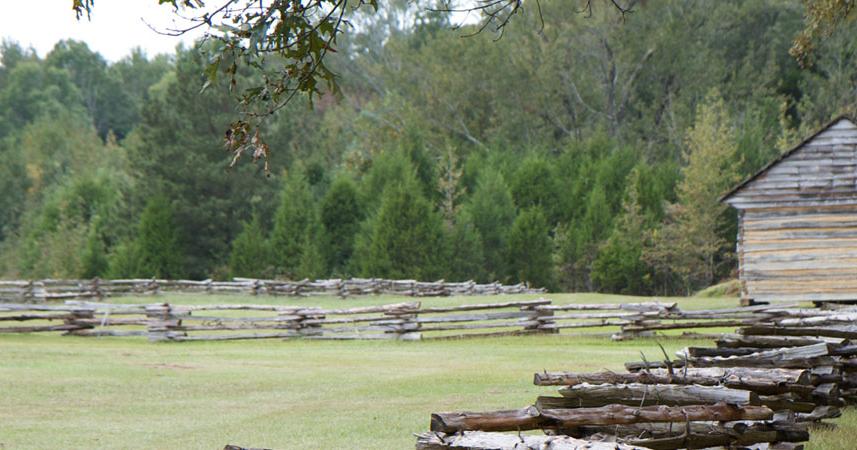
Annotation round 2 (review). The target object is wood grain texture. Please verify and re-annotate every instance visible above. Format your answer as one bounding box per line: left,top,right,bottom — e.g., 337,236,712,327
724,118,857,303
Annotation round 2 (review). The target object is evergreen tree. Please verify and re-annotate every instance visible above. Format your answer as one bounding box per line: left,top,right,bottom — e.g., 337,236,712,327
557,185,613,290
506,207,555,289
106,240,142,279
509,156,562,224
445,210,486,282
359,150,415,212
297,217,326,279
136,195,184,278
228,213,272,278
464,169,516,281
80,217,108,278
320,175,362,274
591,168,651,294
357,176,446,280
270,167,315,277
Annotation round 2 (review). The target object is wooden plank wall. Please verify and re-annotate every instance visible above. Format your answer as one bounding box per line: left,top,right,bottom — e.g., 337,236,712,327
741,204,857,302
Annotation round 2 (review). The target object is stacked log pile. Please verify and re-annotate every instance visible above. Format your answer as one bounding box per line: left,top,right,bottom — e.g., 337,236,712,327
416,307,857,450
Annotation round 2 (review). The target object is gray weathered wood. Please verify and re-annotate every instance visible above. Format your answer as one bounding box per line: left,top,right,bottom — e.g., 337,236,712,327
555,383,759,407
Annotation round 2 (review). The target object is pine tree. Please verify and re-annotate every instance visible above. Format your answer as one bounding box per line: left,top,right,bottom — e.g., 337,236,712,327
270,167,315,278
297,217,326,280
136,195,184,278
591,168,651,294
357,176,446,280
506,207,555,289
464,169,516,282
445,210,486,282
557,185,613,290
80,217,108,278
320,175,362,274
106,240,142,279
509,156,562,224
228,213,272,278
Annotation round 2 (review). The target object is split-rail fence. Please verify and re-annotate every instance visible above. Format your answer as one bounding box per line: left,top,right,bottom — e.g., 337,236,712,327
0,277,544,302
0,299,807,342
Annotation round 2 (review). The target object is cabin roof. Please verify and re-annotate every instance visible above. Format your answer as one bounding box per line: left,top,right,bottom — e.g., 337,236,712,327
720,115,857,204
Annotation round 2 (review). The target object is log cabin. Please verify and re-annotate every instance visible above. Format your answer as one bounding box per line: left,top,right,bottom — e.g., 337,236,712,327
722,116,857,304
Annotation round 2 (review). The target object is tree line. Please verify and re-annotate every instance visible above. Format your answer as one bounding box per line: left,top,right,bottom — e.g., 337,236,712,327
2,0,856,295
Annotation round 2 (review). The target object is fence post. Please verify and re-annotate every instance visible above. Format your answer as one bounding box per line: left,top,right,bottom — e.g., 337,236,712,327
65,307,95,335
146,303,183,341
337,279,347,299
90,277,103,301
297,309,323,337
528,304,556,334
612,313,655,341
23,280,35,303
397,303,421,340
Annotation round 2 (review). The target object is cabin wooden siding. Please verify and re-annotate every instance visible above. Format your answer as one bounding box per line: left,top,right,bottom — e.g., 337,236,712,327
724,118,857,303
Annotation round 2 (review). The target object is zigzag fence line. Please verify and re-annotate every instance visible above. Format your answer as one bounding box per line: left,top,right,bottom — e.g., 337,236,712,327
0,277,545,303
0,299,806,342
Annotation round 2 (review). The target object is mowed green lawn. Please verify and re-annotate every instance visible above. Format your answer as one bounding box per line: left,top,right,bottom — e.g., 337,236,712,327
1,293,855,449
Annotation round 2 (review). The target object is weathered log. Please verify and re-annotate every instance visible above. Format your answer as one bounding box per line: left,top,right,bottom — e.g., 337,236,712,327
625,360,686,372
414,431,644,450
739,324,857,339
418,299,551,313
168,331,303,341
685,347,760,358
758,393,817,413
811,383,842,405
414,311,536,324
430,406,545,433
541,320,632,330
556,383,759,407
619,421,809,450
682,343,836,369
717,334,844,349
775,314,857,327
429,404,774,433
416,320,537,332
540,403,774,427
0,324,82,333
623,319,761,331
572,420,808,441
535,302,677,312
535,367,811,395
795,405,841,422
0,313,72,321
421,329,544,340
65,329,148,337
650,367,813,387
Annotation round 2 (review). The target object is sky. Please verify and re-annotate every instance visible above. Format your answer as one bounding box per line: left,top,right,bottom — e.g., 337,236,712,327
1,2,203,61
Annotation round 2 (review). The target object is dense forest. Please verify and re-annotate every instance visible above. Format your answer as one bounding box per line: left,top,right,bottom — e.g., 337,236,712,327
1,0,856,294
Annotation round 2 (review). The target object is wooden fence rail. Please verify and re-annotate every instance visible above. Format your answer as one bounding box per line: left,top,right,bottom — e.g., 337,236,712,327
0,299,802,342
0,278,545,302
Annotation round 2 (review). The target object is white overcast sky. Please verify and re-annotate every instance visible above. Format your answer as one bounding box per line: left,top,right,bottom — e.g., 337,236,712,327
1,2,203,61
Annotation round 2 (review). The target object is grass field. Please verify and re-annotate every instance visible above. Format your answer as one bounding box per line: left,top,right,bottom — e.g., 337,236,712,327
1,293,855,449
